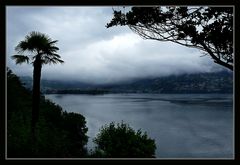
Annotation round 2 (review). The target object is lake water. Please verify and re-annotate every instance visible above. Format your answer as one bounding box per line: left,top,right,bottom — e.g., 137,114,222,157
45,93,234,158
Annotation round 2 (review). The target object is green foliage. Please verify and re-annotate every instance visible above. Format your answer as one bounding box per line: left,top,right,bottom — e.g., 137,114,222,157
7,68,88,157
92,122,156,158
107,7,233,70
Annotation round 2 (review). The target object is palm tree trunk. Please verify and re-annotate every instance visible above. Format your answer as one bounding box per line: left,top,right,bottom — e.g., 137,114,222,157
31,54,42,139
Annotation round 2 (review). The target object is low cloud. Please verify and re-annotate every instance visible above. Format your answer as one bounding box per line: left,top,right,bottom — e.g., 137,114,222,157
7,7,224,84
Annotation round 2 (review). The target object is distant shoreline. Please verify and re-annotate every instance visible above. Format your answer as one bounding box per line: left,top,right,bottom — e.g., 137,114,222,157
21,70,233,95
44,91,233,95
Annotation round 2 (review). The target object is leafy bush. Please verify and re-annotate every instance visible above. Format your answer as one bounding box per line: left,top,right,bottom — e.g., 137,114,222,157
92,122,156,158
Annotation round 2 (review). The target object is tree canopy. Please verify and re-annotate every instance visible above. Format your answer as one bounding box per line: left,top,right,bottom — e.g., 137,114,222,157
12,31,64,66
92,122,156,158
107,7,233,70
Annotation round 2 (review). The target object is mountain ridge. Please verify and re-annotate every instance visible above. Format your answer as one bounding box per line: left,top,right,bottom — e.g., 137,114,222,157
19,71,233,94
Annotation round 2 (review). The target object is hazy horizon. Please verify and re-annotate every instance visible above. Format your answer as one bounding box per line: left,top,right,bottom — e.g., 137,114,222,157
18,69,232,86
7,6,227,84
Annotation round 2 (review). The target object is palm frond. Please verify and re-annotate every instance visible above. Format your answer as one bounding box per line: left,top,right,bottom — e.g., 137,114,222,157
42,56,64,65
52,53,61,58
43,53,61,58
48,40,58,45
15,41,29,53
49,46,59,51
55,58,64,64
11,55,30,64
13,31,63,66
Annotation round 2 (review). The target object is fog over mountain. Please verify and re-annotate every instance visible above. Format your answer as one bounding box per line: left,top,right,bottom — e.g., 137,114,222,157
7,7,226,84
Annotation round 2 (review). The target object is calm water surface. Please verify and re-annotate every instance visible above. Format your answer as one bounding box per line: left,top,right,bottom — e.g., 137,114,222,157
45,93,233,158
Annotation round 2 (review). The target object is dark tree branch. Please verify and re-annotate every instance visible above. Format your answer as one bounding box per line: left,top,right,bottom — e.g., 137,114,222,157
107,7,233,71
200,41,233,70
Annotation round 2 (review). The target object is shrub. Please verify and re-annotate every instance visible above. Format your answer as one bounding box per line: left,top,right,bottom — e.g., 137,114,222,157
93,121,156,158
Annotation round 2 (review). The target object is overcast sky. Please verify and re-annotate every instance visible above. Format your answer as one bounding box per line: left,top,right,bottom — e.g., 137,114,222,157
6,6,225,84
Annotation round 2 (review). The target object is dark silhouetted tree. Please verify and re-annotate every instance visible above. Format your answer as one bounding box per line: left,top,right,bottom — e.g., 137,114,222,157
107,7,233,71
92,121,156,158
12,31,64,138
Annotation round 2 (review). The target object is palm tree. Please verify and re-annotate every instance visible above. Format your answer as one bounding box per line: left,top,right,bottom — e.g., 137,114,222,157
12,31,64,137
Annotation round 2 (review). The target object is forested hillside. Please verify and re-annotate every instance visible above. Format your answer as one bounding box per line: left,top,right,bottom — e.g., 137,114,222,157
20,71,233,94
7,69,88,157
108,71,233,94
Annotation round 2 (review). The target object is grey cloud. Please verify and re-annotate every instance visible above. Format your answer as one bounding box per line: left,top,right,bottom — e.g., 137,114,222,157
7,6,224,84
